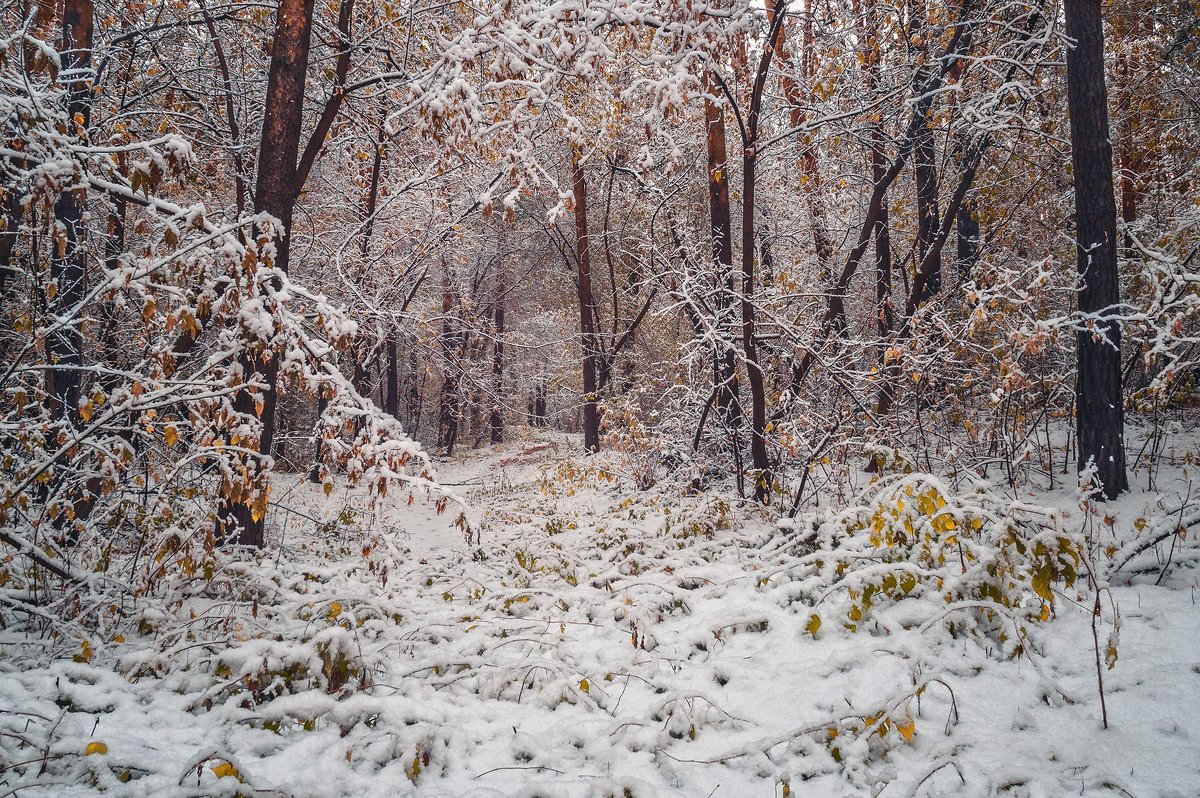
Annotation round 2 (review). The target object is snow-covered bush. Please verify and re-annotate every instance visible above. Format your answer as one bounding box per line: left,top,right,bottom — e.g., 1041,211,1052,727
781,473,1080,655
0,30,441,656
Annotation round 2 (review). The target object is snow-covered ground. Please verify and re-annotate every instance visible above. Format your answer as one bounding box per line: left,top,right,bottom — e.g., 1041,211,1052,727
2,430,1199,797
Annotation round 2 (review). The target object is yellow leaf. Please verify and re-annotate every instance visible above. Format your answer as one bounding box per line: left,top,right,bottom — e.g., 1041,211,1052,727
1032,563,1054,603
896,715,915,742
85,741,108,756
328,601,342,620
579,678,590,694
806,613,821,636
211,761,242,781
164,425,178,448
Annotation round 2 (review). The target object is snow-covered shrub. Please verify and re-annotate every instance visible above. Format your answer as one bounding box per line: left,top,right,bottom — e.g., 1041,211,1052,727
0,31,441,657
787,473,1080,655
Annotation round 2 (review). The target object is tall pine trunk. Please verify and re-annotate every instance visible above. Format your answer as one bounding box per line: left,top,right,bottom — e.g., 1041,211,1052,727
1065,0,1128,499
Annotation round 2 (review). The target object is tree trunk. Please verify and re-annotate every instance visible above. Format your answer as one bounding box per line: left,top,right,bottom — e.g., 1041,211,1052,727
739,12,786,502
703,70,742,437
571,146,601,454
489,261,506,444
47,0,93,428
955,191,980,280
222,0,315,546
407,348,422,431
438,269,460,455
910,0,942,302
1065,0,1128,499
532,380,547,427
385,334,399,418
861,0,893,352
0,185,20,301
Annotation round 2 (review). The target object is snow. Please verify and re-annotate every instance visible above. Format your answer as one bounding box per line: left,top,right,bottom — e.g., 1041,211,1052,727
2,431,1199,797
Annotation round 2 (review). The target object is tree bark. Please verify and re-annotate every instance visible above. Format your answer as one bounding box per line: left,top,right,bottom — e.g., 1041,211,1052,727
222,0,315,546
385,334,399,418
955,190,980,280
910,0,942,302
1065,0,1128,499
47,0,93,428
860,0,893,352
438,269,461,454
571,146,602,453
489,259,505,444
738,8,788,502
703,70,742,436
0,185,20,301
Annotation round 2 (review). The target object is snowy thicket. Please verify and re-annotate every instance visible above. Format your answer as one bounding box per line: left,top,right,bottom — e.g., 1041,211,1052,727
2,0,1199,794
2,434,1198,796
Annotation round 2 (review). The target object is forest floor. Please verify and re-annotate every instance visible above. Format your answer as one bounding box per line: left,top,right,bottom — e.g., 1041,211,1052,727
2,426,1200,797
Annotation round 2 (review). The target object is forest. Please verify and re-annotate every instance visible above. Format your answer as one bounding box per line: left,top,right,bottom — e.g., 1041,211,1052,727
1,0,1198,794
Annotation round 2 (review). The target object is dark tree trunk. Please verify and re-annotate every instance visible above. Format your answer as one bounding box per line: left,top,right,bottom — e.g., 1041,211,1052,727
47,0,93,428
438,271,460,455
956,193,980,280
222,0,315,546
385,334,399,418
531,381,547,427
0,185,21,301
489,262,505,444
407,348,422,431
703,71,742,436
859,0,894,354
739,11,786,503
1065,0,1128,499
874,144,894,342
914,131,941,299
571,147,601,454
911,0,942,302
308,393,327,483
